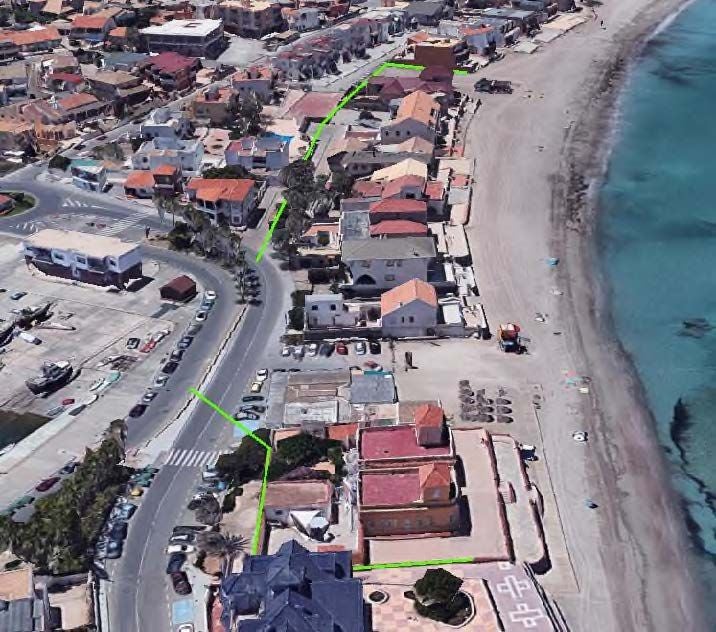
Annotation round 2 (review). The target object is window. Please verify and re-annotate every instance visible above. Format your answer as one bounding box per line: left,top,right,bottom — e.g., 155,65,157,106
330,305,336,311
360,260,370,268
275,509,284,515
311,305,318,311
75,256,86,264
53,252,65,260
386,260,395,267
385,274,395,282
396,260,402,267
408,316,414,323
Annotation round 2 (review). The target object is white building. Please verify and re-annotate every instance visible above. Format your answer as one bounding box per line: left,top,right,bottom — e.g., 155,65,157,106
23,229,142,287
140,19,226,59
139,107,192,140
341,236,436,292
70,162,107,192
225,134,289,171
305,294,361,329
132,137,204,175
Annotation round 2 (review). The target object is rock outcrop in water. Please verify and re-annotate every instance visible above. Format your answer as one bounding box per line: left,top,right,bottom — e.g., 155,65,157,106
679,318,713,338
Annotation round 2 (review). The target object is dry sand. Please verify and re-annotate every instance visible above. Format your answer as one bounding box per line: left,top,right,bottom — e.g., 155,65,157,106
461,0,707,630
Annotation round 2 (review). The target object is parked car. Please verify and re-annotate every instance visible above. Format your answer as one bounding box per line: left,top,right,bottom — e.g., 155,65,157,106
161,361,179,375
186,324,202,336
281,345,291,357
154,375,169,388
177,625,194,632
141,390,157,404
292,345,304,359
129,486,144,497
59,461,77,475
167,543,195,555
255,368,269,382
152,329,170,343
173,525,205,536
170,571,191,595
250,381,262,393
242,395,264,403
240,405,266,414
336,341,348,355
307,343,319,357
169,533,195,544
9,291,26,300
194,310,208,323
126,337,140,350
200,299,214,311
235,411,259,421
201,465,220,482
105,521,127,540
112,502,136,521
35,476,60,492
204,290,217,302
177,336,193,349
319,342,334,357
46,405,65,417
169,349,185,362
105,540,123,559
140,341,156,353
369,340,382,354
355,340,366,355
128,403,147,418
166,552,186,574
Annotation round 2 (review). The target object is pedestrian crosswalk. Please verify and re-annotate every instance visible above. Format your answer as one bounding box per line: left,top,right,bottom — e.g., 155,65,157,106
163,449,230,468
62,198,91,209
95,211,148,236
13,220,44,234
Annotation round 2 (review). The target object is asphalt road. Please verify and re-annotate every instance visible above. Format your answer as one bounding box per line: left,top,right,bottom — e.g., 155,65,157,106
0,176,291,631
108,250,288,632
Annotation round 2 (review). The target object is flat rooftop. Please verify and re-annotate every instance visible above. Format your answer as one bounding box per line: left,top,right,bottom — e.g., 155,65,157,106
24,229,138,258
361,470,420,506
141,19,222,37
360,425,451,461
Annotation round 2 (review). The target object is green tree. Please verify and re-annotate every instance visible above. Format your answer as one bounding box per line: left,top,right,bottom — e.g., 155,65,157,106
215,429,270,485
228,92,264,138
202,164,253,180
331,168,355,198
413,569,468,624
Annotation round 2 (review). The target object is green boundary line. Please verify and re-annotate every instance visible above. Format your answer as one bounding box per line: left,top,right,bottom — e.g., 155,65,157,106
353,557,475,572
255,61,468,261
189,388,479,570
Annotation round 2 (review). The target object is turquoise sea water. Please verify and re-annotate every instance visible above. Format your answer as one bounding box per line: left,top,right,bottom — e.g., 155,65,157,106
599,0,716,617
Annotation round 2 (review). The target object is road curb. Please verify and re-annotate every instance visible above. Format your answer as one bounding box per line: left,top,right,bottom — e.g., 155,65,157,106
129,299,249,463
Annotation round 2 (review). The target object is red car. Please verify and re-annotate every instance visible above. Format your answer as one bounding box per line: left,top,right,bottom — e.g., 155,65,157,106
35,476,60,492
140,341,156,353
61,398,75,406
336,342,348,355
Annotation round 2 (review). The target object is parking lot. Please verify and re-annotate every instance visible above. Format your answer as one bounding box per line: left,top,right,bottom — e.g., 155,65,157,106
0,235,217,507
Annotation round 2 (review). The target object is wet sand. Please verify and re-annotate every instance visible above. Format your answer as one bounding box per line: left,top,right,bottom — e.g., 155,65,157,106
462,0,706,629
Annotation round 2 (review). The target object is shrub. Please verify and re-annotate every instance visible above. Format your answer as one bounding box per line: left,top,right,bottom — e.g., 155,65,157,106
48,155,71,171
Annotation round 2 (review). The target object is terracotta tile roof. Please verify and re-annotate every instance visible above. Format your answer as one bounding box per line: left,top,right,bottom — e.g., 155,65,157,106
146,51,196,74
58,92,100,111
288,91,342,121
48,72,83,84
109,26,128,38
408,31,430,44
380,278,437,316
352,180,383,198
152,163,178,176
72,14,112,29
370,220,427,237
187,178,255,203
303,223,338,237
264,480,333,509
124,170,155,188
0,567,33,601
327,423,358,443
2,26,60,47
381,174,426,199
369,198,427,214
395,90,439,127
424,180,444,200
418,462,451,489
414,403,443,427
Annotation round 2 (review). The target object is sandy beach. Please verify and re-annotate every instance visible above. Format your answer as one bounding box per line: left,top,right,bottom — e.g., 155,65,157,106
461,0,707,629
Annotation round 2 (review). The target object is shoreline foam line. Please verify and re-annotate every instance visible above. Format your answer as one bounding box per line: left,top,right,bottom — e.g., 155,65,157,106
255,61,468,262
190,388,481,569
